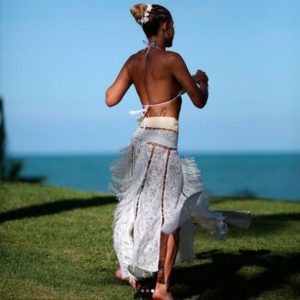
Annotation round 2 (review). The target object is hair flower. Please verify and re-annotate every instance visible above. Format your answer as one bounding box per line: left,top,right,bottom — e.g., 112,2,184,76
138,4,152,25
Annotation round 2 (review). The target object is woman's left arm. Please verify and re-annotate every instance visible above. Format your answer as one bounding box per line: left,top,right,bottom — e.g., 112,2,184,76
105,60,132,107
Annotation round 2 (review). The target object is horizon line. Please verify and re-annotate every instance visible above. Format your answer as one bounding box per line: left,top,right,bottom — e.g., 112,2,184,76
7,149,300,157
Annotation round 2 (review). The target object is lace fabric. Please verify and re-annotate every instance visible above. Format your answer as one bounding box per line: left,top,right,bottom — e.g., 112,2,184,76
110,124,252,281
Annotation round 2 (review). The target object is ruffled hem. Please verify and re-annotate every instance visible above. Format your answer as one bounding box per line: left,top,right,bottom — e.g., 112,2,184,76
109,143,134,200
161,156,252,240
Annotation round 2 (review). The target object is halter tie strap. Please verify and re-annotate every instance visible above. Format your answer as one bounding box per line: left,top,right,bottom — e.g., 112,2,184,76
129,89,184,121
143,40,162,56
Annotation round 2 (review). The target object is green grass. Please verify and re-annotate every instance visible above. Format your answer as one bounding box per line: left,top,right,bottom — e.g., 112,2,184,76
0,182,300,300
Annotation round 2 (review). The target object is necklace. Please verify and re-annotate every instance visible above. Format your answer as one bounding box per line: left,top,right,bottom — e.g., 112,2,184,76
143,40,164,55
147,42,163,50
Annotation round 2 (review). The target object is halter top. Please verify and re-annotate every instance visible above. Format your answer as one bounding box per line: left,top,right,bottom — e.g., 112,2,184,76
129,42,186,121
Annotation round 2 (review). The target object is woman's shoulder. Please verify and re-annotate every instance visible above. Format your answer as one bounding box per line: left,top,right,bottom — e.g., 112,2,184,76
165,50,184,59
125,49,145,64
163,50,186,66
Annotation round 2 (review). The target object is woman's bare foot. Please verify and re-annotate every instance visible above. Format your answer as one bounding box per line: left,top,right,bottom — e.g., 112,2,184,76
152,290,173,300
114,268,141,290
152,283,173,300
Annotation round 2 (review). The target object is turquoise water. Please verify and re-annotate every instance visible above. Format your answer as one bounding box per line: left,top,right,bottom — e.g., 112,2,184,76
10,153,300,201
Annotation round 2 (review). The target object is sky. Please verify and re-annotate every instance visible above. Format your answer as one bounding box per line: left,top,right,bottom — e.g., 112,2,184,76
0,0,299,154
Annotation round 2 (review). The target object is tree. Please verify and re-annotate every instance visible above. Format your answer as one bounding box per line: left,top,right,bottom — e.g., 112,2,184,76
0,97,45,183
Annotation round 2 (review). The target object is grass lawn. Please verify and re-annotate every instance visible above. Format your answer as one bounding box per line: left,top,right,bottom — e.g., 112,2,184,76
0,182,300,300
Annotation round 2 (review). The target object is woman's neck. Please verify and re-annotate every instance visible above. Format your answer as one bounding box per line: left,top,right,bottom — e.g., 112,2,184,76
147,37,166,50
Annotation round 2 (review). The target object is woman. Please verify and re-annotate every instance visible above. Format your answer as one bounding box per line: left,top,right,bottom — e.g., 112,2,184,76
106,4,252,300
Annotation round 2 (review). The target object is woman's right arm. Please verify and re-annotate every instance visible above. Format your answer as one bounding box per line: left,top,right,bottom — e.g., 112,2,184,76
168,52,209,108
105,59,132,107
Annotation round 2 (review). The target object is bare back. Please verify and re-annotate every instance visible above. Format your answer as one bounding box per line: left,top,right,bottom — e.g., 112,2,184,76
126,48,183,119
106,45,208,113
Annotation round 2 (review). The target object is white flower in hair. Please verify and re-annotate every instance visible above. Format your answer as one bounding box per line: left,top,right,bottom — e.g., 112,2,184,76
138,4,152,25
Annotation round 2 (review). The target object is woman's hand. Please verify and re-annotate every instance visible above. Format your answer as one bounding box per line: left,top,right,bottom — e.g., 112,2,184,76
191,69,209,107
192,69,209,86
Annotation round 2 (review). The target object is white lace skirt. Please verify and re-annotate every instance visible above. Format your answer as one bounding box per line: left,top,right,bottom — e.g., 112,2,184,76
110,119,252,281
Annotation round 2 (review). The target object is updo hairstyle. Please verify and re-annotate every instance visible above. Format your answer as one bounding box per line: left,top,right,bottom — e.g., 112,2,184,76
130,3,172,37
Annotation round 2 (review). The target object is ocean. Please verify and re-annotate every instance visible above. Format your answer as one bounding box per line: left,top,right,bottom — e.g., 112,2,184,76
9,153,300,201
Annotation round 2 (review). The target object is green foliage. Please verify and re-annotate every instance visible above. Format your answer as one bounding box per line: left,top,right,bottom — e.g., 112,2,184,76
0,182,299,299
0,98,24,182
0,98,6,181
0,98,45,183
